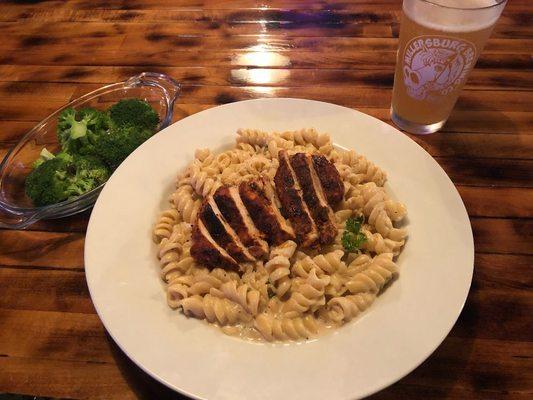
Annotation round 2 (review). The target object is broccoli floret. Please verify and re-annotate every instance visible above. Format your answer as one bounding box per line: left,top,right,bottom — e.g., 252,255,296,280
65,155,110,197
96,99,159,169
25,153,110,206
57,107,109,155
32,148,73,169
55,151,74,163
109,99,159,131
97,125,154,170
25,157,72,206
32,147,56,169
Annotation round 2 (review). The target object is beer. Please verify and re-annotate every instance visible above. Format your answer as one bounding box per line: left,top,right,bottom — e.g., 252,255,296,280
391,0,507,134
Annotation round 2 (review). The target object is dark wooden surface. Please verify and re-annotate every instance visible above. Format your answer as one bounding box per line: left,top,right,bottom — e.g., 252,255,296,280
0,0,532,399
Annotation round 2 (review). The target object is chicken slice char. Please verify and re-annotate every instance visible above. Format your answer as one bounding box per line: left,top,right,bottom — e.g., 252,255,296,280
274,151,319,247
190,219,239,270
311,154,344,207
198,197,256,263
239,179,295,246
290,153,337,244
213,185,269,258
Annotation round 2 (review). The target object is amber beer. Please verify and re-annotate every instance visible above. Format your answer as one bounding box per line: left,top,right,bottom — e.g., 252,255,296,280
391,0,507,134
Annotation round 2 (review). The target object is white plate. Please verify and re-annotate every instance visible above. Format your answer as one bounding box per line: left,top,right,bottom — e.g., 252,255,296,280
85,98,473,400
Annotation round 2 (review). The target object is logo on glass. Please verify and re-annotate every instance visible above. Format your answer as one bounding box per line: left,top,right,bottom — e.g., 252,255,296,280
403,36,476,101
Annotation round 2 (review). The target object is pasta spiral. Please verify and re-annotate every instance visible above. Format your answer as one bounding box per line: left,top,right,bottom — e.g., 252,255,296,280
158,223,193,283
167,267,240,308
188,163,222,197
152,208,180,244
290,253,319,279
324,261,350,297
161,253,195,284
359,182,407,241
282,268,330,318
361,228,404,255
211,281,261,316
346,253,373,276
181,294,252,326
265,240,297,298
170,185,201,224
254,314,319,341
279,128,330,149
312,250,345,275
266,136,294,159
346,253,398,294
167,274,195,308
194,148,212,162
237,128,272,147
241,263,270,305
322,293,376,323
335,149,387,186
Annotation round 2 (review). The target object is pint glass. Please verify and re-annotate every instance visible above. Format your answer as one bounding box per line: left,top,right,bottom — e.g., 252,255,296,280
391,0,507,134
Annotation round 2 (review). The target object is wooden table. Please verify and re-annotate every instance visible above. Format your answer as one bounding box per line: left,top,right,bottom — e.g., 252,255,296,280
0,1,531,399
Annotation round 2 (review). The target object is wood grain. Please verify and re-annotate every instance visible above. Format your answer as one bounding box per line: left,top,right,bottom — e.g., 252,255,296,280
0,231,85,269
1,83,532,117
1,65,532,91
0,268,94,313
0,1,531,399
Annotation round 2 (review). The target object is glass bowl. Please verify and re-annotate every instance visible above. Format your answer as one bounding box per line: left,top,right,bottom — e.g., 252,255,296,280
0,72,180,229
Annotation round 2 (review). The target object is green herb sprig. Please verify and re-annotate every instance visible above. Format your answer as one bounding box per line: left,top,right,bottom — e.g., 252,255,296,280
341,215,366,252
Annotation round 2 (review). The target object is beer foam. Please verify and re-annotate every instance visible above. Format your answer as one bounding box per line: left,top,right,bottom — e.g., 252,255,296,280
404,0,505,33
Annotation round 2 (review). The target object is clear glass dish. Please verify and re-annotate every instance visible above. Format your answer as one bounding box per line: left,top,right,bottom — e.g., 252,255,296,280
0,72,180,229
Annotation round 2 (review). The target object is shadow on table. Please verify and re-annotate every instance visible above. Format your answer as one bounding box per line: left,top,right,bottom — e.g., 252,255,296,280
107,336,190,400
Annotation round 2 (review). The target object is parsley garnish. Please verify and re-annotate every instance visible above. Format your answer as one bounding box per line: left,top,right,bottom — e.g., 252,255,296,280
341,215,366,252
345,215,363,233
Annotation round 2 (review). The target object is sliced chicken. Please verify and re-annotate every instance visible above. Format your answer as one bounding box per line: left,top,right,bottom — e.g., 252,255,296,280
191,150,344,269
213,185,269,258
290,153,337,244
239,179,295,245
312,154,344,207
274,151,319,247
190,219,239,270
198,198,256,262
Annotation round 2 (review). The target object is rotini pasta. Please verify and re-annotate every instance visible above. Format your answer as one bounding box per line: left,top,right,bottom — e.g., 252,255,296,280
170,184,201,224
153,128,407,342
290,252,319,279
335,149,387,186
282,268,330,318
265,240,297,298
211,281,261,316
279,128,330,149
361,228,405,255
254,313,319,341
321,292,376,323
359,182,407,241
181,294,252,326
237,128,272,147
153,208,180,244
345,253,398,294
189,163,222,197
312,250,345,275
